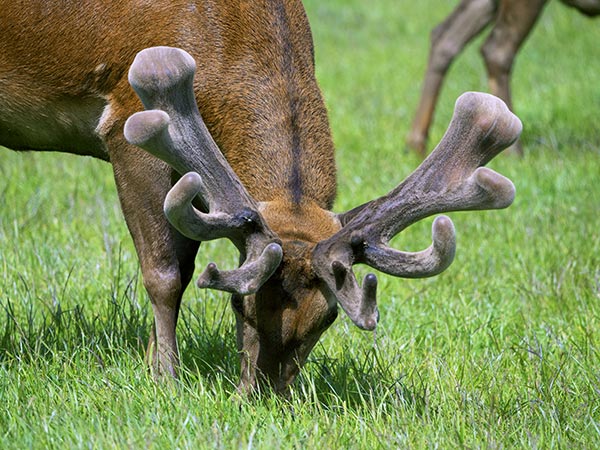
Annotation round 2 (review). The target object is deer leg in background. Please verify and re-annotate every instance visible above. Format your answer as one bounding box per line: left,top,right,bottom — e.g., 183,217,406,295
108,134,200,378
407,0,497,157
480,0,548,156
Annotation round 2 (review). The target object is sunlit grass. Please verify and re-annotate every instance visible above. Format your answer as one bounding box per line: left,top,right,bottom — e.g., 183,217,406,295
1,0,600,448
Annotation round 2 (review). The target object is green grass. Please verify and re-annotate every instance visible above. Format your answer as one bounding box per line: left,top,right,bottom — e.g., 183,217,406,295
1,0,600,448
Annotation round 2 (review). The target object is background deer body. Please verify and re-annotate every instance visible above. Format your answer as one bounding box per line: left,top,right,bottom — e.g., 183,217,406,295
1,1,520,393
407,0,600,156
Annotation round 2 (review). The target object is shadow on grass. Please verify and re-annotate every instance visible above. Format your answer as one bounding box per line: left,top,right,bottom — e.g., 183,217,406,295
296,345,430,416
0,293,150,365
0,292,428,414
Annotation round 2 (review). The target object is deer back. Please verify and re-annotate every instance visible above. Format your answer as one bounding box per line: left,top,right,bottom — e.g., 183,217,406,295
0,0,336,208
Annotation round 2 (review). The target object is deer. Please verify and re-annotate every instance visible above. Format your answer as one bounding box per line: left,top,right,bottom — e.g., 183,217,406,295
0,0,521,395
407,0,600,157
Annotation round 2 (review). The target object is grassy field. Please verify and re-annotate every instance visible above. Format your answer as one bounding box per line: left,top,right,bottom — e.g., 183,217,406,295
1,0,599,448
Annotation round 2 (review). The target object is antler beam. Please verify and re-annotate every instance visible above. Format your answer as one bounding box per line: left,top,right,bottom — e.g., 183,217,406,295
314,92,521,330
124,47,282,295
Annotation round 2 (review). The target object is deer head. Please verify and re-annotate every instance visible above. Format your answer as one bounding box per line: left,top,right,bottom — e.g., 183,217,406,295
124,46,520,394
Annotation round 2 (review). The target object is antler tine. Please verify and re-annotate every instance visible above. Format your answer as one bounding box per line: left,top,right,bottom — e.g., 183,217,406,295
314,92,521,329
124,46,282,295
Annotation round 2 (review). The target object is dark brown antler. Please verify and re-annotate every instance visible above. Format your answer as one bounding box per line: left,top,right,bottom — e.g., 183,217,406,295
124,47,282,295
313,92,521,330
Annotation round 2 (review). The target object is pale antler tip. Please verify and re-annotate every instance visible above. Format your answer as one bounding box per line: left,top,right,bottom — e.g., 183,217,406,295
266,242,284,258
453,91,523,154
123,110,170,147
359,273,378,331
432,215,456,248
455,91,505,113
473,167,516,209
432,215,454,234
164,172,203,222
179,171,203,190
129,46,196,94
431,215,456,272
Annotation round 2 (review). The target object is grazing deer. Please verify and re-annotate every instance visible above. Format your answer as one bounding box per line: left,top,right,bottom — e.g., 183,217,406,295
0,1,520,394
407,0,600,157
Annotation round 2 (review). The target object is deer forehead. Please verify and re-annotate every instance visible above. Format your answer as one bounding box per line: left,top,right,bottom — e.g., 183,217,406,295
258,200,341,244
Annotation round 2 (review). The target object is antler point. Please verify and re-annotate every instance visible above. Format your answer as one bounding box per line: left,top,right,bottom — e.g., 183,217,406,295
364,273,378,286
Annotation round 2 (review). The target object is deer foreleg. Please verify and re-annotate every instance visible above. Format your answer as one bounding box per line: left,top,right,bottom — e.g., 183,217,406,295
108,134,200,378
408,0,497,157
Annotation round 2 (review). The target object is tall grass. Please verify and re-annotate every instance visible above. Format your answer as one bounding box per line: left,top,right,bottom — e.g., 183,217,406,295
1,0,599,448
